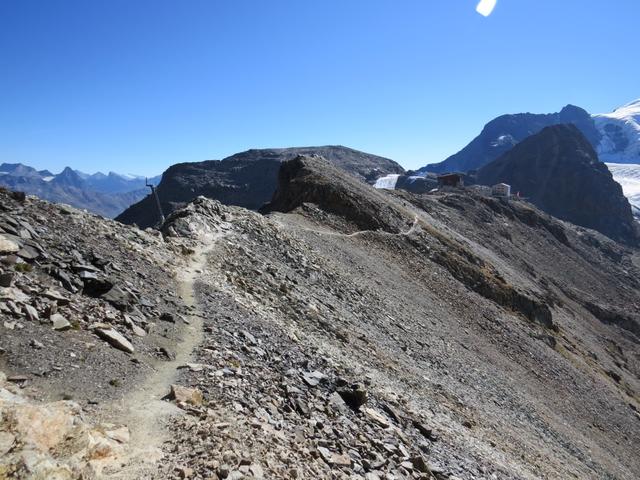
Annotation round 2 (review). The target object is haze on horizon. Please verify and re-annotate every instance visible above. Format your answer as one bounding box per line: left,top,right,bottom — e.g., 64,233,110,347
1,0,639,175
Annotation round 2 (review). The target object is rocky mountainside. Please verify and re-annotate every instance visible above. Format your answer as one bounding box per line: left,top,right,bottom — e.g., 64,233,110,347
593,99,640,164
0,163,160,218
116,146,405,229
477,124,639,245
1,154,640,479
420,105,601,174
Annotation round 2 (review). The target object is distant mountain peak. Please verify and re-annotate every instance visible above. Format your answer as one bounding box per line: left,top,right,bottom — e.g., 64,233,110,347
420,104,601,174
593,99,640,164
614,98,640,112
0,162,159,217
477,123,639,245
560,104,589,115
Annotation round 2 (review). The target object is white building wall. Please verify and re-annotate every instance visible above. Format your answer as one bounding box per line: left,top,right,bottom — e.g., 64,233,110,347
492,183,511,197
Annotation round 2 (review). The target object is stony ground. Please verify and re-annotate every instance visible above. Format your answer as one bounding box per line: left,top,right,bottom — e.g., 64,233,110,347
1,154,640,480
0,188,196,478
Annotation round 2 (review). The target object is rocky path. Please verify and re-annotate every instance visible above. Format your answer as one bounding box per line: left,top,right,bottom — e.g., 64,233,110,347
274,214,420,238
104,236,219,479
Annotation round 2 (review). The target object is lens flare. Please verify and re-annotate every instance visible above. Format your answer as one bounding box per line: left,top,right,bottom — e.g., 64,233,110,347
476,0,497,17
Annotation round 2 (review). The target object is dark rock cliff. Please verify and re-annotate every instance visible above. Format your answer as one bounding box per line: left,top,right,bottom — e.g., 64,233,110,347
116,146,404,229
263,155,408,233
477,124,639,245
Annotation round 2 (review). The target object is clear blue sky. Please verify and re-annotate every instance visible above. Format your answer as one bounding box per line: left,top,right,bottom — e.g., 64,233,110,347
1,0,639,174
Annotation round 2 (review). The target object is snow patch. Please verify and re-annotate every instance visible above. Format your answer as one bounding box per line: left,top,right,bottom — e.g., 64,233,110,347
491,134,516,148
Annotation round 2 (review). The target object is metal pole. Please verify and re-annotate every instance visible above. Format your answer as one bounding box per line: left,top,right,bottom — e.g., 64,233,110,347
146,178,165,226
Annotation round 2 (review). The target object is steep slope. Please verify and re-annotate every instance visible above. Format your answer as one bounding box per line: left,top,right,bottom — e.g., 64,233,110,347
2,156,640,479
159,157,640,479
478,124,639,245
116,145,405,229
594,99,640,164
420,105,601,174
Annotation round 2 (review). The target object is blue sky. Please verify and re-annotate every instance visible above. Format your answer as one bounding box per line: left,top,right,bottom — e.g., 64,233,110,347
1,0,639,174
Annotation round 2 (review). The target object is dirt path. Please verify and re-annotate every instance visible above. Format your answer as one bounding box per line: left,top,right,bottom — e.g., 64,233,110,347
103,237,216,479
275,214,420,238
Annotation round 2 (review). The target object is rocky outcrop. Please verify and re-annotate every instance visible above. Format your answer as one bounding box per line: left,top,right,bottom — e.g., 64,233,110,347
0,371,131,479
116,146,404,229
263,155,408,233
421,105,601,174
477,124,639,245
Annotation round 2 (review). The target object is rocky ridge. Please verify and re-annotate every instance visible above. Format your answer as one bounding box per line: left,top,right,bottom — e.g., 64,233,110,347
156,157,640,479
116,146,405,229
477,124,640,245
1,154,640,479
420,105,601,174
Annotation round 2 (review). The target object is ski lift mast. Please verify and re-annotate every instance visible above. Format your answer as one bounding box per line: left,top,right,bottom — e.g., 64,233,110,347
146,178,165,226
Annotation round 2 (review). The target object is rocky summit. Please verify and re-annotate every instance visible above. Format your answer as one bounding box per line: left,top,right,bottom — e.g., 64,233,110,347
477,124,640,245
116,146,405,229
419,105,602,174
1,152,640,480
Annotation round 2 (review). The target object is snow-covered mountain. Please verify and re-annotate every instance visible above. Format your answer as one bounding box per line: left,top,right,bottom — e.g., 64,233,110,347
593,99,640,164
606,162,640,217
0,163,161,218
80,171,161,193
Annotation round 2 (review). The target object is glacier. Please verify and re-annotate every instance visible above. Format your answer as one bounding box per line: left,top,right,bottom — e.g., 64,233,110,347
593,99,640,164
606,162,640,217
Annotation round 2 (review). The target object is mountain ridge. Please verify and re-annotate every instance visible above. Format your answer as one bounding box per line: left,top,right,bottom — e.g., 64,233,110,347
116,145,405,228
0,162,161,218
477,124,639,245
1,156,640,478
419,105,601,174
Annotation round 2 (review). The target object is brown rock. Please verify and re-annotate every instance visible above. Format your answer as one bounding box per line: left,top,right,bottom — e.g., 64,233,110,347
169,385,204,406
